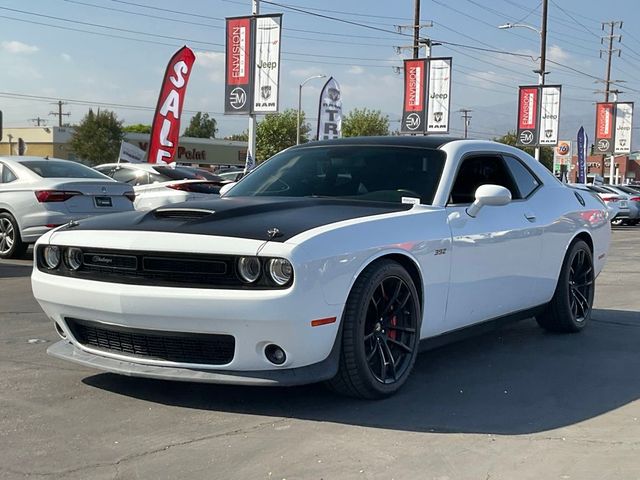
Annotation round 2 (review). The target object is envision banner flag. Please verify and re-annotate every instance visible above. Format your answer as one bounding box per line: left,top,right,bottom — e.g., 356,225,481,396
401,58,428,133
252,14,282,113
516,86,539,147
225,16,253,114
317,76,342,140
538,86,562,145
614,102,634,154
426,58,452,133
118,141,146,164
148,46,196,164
594,102,615,154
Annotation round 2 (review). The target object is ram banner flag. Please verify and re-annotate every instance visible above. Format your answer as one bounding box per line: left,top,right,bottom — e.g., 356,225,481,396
614,102,633,154
594,102,615,154
426,57,452,133
538,85,561,145
118,141,146,164
147,46,196,164
225,16,253,114
317,77,342,140
252,14,282,113
401,58,428,134
516,86,540,147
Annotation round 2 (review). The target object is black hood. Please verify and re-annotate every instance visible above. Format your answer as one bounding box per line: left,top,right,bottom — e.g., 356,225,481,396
61,197,412,242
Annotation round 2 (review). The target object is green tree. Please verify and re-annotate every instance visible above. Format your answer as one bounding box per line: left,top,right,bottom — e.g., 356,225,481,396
70,109,124,166
183,112,218,138
123,123,152,134
225,131,249,142
256,109,310,161
494,131,554,171
342,108,390,137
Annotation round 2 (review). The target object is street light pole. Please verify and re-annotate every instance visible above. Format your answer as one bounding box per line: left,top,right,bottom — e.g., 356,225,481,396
498,0,548,162
297,74,326,145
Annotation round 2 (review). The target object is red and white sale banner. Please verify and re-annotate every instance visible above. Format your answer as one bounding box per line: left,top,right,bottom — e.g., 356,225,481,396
594,102,615,154
401,58,427,133
516,86,539,146
148,46,196,164
225,16,253,114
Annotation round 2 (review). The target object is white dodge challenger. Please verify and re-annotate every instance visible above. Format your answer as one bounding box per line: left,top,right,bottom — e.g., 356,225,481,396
32,137,611,398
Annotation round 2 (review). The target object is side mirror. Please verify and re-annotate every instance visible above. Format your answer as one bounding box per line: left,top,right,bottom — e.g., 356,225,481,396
466,184,512,218
219,182,237,197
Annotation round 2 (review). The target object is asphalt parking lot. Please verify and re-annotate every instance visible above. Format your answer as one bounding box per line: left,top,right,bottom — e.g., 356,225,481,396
1,229,639,480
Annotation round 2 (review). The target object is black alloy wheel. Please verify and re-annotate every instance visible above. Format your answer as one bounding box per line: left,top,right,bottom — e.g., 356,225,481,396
327,259,421,399
536,239,594,333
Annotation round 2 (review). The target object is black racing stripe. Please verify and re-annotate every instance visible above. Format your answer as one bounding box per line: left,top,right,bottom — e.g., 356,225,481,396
61,197,412,242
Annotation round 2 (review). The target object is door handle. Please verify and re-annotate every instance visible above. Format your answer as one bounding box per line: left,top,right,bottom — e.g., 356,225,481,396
524,212,537,222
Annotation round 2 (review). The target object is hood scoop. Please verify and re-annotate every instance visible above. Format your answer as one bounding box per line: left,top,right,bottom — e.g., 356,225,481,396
153,207,215,220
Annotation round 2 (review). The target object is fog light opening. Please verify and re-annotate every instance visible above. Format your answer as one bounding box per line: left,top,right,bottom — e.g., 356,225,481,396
264,344,286,365
54,322,67,339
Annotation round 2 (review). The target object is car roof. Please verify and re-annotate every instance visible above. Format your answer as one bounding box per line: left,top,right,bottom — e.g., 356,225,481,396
0,156,70,163
288,135,461,150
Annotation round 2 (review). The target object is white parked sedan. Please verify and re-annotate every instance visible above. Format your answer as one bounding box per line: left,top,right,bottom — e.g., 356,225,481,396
94,163,227,211
0,156,135,259
32,137,610,398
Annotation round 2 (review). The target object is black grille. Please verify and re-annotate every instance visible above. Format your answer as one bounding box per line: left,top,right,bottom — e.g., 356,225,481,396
66,318,235,365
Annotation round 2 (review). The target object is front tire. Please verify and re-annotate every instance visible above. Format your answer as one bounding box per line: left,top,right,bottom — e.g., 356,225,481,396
536,239,594,333
327,259,421,399
0,213,27,259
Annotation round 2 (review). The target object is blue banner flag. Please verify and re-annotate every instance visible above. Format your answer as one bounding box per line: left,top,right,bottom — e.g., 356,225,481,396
577,126,587,183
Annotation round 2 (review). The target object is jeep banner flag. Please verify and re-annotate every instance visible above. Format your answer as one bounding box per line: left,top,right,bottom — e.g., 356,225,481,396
401,58,428,134
148,45,196,164
317,77,342,140
426,57,452,134
516,86,539,147
538,85,561,145
225,16,253,114
594,102,615,154
252,14,282,114
614,102,633,154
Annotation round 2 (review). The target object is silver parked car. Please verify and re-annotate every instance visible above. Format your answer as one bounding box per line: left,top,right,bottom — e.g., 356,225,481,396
0,157,135,259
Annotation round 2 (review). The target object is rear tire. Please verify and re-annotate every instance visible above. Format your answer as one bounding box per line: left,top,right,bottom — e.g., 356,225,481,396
0,213,27,259
326,259,421,399
536,239,594,333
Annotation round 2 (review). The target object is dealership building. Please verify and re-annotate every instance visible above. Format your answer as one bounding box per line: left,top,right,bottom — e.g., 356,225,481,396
0,126,248,168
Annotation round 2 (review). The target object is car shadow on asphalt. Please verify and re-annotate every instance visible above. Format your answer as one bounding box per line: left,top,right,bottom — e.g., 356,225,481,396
0,262,33,278
83,308,640,435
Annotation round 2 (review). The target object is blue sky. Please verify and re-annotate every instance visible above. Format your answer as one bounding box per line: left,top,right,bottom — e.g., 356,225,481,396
1,0,639,145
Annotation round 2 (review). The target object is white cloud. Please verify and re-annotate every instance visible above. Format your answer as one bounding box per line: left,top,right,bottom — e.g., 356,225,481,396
548,44,569,63
61,53,72,62
1,40,39,54
348,66,364,75
196,51,224,68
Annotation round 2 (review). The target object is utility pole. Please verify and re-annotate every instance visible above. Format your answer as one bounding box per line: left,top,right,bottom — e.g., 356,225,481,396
459,109,472,138
600,21,622,184
49,101,70,127
413,0,421,59
600,21,622,102
534,0,549,162
29,117,47,126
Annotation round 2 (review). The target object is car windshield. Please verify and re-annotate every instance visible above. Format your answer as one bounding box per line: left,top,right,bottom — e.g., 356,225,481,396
19,160,109,179
226,145,446,205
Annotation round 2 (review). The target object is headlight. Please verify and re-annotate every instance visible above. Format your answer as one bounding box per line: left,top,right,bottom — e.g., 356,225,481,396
237,256,261,283
43,246,61,269
267,258,293,286
64,247,83,270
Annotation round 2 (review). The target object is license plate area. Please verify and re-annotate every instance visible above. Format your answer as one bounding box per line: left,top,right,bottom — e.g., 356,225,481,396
619,201,628,208
94,196,113,207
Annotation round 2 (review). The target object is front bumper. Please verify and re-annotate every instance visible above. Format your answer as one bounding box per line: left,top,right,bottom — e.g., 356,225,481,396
47,336,340,386
33,267,343,379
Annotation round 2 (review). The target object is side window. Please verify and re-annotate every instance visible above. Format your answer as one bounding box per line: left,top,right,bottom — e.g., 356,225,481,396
503,156,540,198
111,168,142,185
0,163,18,184
449,155,518,204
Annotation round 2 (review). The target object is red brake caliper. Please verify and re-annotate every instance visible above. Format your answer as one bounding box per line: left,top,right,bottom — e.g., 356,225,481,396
389,314,397,340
